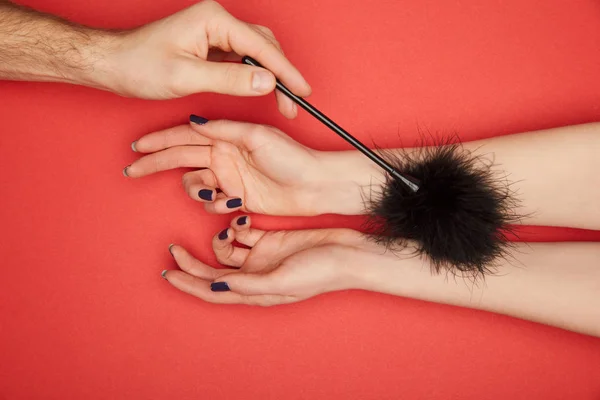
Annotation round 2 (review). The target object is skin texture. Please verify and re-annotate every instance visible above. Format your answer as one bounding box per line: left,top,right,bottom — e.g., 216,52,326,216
326,123,600,230
3,0,597,337
127,120,600,229
0,0,311,118
125,118,378,216
137,120,600,336
166,217,370,306
165,216,600,337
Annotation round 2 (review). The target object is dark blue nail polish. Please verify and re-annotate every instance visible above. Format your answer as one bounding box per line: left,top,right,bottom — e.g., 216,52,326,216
198,189,213,201
211,282,230,292
226,198,242,209
168,243,175,256
218,229,228,240
237,216,248,225
190,115,209,125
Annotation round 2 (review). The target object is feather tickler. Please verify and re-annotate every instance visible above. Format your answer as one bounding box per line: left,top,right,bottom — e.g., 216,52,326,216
365,140,521,277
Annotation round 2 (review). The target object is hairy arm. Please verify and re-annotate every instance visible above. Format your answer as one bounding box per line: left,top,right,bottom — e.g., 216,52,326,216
317,122,600,230
0,1,310,112
341,241,600,337
0,0,117,88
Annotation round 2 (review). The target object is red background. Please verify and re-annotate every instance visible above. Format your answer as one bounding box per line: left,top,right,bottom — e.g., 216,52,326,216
1,0,600,398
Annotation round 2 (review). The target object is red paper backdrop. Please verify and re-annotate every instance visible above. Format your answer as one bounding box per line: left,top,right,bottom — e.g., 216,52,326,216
1,0,599,398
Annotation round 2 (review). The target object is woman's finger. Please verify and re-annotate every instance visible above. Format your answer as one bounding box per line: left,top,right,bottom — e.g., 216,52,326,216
188,118,273,151
211,271,281,296
162,270,290,306
212,227,249,268
124,146,211,178
132,124,212,153
162,270,246,304
203,192,244,214
182,169,218,203
230,215,266,247
169,244,234,280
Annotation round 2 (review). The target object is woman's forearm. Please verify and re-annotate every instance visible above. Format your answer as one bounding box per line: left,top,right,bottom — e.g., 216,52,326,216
344,241,600,337
318,123,600,229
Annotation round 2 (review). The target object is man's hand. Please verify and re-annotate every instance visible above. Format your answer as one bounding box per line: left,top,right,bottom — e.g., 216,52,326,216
0,0,311,118
104,0,311,117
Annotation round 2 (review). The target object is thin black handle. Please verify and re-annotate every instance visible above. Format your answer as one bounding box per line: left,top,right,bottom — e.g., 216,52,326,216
242,56,419,192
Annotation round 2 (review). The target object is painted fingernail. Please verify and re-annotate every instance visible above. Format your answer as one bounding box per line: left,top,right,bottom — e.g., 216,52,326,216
211,282,230,292
190,115,209,125
131,141,138,152
218,228,228,240
226,198,242,209
237,216,248,225
161,270,168,279
198,189,213,201
252,70,275,93
168,243,175,256
123,166,130,177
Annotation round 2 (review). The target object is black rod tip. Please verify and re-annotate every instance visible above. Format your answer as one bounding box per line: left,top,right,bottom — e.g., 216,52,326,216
242,56,261,67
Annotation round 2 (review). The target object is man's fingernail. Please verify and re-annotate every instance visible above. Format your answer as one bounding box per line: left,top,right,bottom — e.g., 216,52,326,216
198,189,213,201
226,198,242,209
123,166,130,177
237,216,248,225
211,282,230,292
161,270,168,280
168,243,175,256
218,228,228,240
251,70,275,93
131,141,138,152
190,115,209,125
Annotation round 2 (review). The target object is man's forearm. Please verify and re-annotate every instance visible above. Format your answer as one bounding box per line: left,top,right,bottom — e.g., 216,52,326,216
320,123,600,229
343,241,600,337
0,0,117,89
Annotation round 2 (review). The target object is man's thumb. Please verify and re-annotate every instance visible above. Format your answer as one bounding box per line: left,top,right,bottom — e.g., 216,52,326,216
196,62,276,96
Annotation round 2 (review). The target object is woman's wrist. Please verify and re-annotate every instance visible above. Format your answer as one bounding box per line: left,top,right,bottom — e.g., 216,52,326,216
337,241,600,337
308,150,385,216
337,245,419,292
333,236,459,300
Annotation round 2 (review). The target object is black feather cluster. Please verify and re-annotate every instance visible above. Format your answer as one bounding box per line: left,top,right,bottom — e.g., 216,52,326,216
365,139,521,278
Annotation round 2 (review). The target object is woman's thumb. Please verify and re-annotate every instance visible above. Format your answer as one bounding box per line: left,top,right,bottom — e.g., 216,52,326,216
211,272,279,295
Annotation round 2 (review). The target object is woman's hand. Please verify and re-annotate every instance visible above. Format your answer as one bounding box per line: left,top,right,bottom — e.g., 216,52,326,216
162,215,600,337
163,216,374,306
124,118,377,216
104,0,310,118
